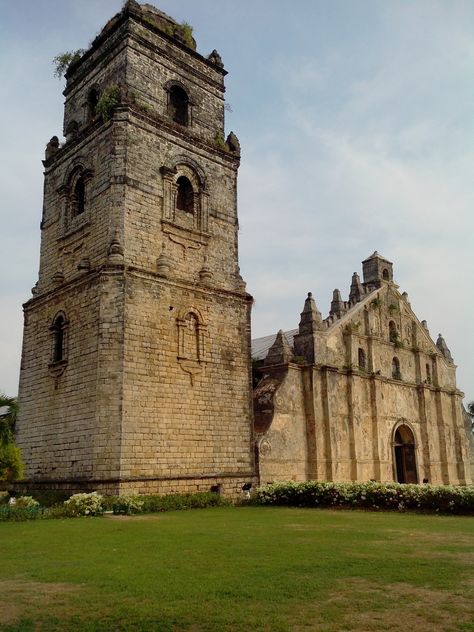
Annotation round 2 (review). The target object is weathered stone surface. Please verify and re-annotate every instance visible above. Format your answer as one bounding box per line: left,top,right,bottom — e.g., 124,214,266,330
255,255,472,486
14,3,471,497
15,2,256,498
264,330,293,366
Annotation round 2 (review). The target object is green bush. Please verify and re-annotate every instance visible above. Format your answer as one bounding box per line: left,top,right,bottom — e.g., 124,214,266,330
42,504,75,520
104,491,229,514
0,491,229,522
0,504,41,522
63,492,104,517
251,481,474,515
29,490,71,507
0,443,23,481
141,491,229,513
111,495,144,515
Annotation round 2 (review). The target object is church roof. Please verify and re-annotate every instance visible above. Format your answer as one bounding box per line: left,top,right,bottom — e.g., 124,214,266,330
252,329,298,361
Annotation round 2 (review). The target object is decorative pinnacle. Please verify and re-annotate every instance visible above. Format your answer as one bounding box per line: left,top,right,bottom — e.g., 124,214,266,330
298,292,324,333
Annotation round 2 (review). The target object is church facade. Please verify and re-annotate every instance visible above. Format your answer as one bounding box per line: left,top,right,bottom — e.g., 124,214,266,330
253,252,472,486
14,2,472,496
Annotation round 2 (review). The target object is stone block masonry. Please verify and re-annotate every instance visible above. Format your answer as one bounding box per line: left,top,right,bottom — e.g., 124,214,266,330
15,2,257,497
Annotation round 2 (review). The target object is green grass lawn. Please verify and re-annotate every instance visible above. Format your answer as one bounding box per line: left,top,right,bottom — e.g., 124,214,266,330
0,506,473,631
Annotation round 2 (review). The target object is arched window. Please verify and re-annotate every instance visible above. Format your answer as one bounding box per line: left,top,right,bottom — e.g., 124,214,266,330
51,314,67,363
389,320,398,343
169,85,189,125
392,357,401,380
73,177,86,215
425,363,431,384
177,309,206,370
393,425,417,483
87,87,100,122
382,268,390,281
358,348,366,370
176,176,194,213
184,312,199,360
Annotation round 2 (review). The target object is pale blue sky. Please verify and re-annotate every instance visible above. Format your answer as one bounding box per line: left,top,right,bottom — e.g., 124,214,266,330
1,0,473,401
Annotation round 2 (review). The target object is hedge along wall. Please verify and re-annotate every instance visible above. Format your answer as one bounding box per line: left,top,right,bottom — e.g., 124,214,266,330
251,481,474,515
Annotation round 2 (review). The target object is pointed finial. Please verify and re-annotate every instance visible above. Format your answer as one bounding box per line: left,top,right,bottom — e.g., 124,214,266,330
349,272,363,305
298,292,324,333
330,288,345,319
265,330,294,366
436,334,453,363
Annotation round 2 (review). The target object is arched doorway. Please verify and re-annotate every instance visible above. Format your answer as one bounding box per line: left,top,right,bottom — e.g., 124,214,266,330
393,425,418,483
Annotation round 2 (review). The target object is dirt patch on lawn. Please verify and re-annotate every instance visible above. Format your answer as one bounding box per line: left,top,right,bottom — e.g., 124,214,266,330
0,579,82,625
380,528,474,546
326,578,474,631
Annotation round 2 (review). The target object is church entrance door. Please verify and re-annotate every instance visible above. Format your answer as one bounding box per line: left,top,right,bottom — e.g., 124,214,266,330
394,425,417,484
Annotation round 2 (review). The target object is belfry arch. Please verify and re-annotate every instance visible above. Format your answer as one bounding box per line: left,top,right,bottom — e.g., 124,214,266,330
393,424,418,484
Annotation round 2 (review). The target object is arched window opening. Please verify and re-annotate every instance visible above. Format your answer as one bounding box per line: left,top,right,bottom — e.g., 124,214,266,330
382,268,390,281
73,177,86,215
184,312,199,360
426,363,431,384
358,348,366,371
87,88,100,121
176,176,194,213
169,85,189,125
389,320,398,343
394,425,417,483
52,314,66,363
392,357,401,380
177,311,201,363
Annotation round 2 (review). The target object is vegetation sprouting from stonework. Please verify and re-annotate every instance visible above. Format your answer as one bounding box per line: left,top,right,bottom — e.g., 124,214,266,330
52,50,86,78
179,22,194,48
96,85,121,121
214,132,230,152
0,393,23,482
159,20,195,49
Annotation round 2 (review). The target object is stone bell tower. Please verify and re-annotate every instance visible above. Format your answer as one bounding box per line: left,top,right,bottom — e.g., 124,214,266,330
16,1,255,496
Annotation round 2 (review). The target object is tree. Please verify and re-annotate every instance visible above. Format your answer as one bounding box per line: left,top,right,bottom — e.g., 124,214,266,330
466,401,474,433
0,393,23,481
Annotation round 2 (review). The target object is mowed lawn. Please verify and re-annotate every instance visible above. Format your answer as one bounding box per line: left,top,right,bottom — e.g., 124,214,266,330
0,507,473,631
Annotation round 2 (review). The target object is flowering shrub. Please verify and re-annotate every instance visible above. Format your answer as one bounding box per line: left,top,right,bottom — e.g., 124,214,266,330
112,495,144,515
63,492,104,517
251,481,474,515
15,496,40,509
